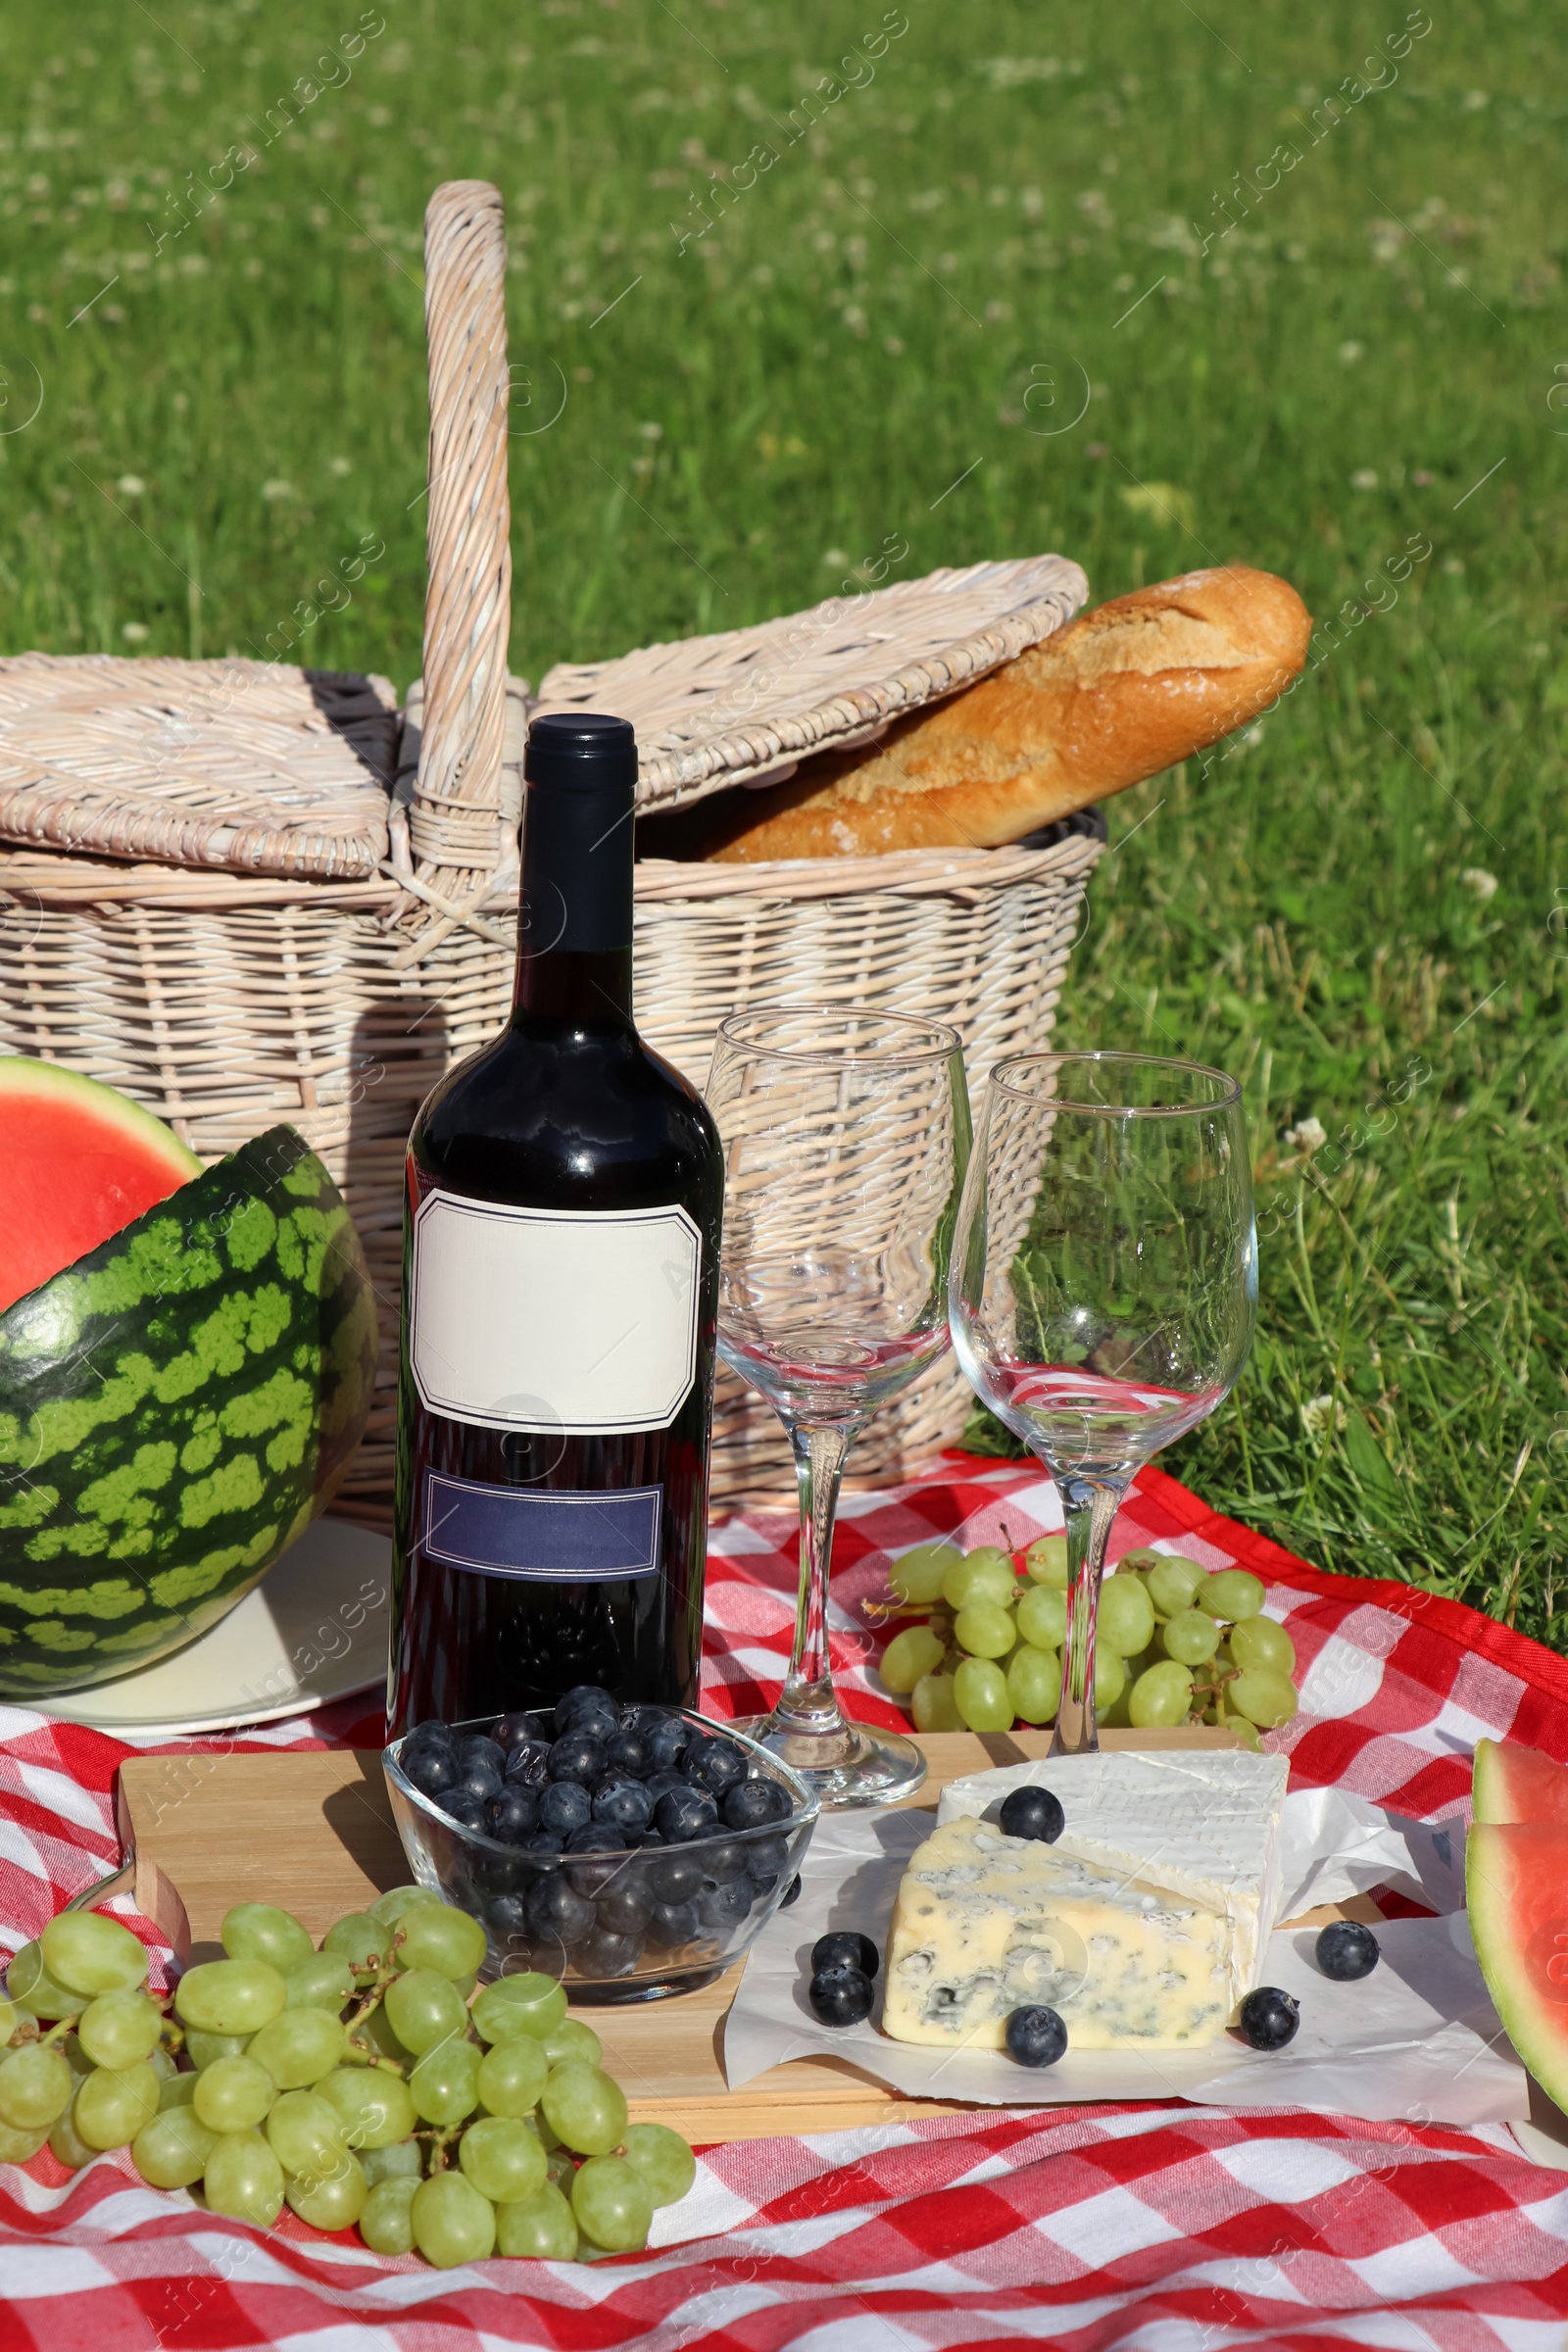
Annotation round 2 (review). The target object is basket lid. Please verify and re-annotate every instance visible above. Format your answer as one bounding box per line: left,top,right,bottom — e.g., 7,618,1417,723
531,555,1088,812
0,654,398,882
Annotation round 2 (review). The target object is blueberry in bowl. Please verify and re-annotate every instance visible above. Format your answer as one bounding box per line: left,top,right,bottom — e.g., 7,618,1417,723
383,1702,818,2002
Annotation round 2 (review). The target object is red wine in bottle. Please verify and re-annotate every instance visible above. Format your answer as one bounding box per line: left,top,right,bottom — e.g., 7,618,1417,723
388,712,722,1733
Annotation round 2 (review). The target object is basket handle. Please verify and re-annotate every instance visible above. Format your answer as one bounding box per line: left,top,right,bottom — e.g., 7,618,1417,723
412,179,513,879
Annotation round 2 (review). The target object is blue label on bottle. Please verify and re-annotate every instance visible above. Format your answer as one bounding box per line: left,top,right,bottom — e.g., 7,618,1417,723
421,1472,662,1581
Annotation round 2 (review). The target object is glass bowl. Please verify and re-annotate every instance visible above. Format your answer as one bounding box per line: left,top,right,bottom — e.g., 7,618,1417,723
382,1708,819,2003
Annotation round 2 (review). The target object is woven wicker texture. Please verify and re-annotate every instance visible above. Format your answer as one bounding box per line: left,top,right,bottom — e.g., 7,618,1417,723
0,178,1102,1513
0,655,397,880
534,555,1087,811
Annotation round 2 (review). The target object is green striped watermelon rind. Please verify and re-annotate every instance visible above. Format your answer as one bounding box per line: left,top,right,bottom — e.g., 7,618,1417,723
0,1125,377,1695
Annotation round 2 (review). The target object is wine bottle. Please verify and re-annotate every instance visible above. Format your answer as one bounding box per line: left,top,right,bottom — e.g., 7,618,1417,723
388,712,723,1733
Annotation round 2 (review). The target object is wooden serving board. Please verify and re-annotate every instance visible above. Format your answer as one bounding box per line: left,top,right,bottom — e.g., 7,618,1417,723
119,1727,1287,2145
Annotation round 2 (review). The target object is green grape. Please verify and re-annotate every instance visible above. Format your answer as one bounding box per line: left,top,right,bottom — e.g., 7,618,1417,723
74,2059,161,2150
322,1914,389,1970
265,2089,350,2177
360,2174,420,2255
1161,1608,1222,1667
1128,1660,1195,1730
385,1968,468,2057
1005,1643,1061,1727
159,2072,198,2111
1016,1585,1067,1650
149,2042,177,2082
941,1551,1015,1611
362,2137,423,2184
0,2120,48,2164
60,2031,93,2080
953,1655,1012,1733
347,2001,409,2067
185,2030,250,2070
395,1905,488,1982
412,2170,497,2267
193,2055,275,2133
1218,1707,1264,1750
571,2154,653,2253
910,1672,960,1734
887,1541,962,1605
1227,1668,1298,1729
0,1995,15,2042
39,1911,149,1999
1116,1547,1165,1576
410,2038,482,2126
131,2103,218,2189
1093,1648,1126,1716
496,2182,578,2259
317,2065,417,2150
1229,1617,1297,1676
471,1973,567,2045
246,2006,346,2090
476,2034,548,2121
287,2149,368,2230
1142,1554,1205,1617
541,2021,602,2070
952,1599,1015,1661
1198,1569,1266,1623
879,1625,947,1695
77,1990,163,2072
368,1885,445,1928
220,1902,315,1973
174,1958,287,2036
544,2145,575,2188
7,1941,77,2021
204,2129,285,2228
1023,1533,1069,1589
48,2106,97,2171
282,1952,356,2013
1097,1577,1156,1658
621,2122,696,2208
1098,1680,1136,1732
541,2058,626,2156
0,2043,74,2130
460,2114,549,2204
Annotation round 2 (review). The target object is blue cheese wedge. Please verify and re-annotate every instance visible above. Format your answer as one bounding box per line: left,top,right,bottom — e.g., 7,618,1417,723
882,1815,1233,2051
937,1749,1291,2007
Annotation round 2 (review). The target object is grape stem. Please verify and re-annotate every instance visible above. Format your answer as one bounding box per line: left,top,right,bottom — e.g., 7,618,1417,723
36,2015,81,2048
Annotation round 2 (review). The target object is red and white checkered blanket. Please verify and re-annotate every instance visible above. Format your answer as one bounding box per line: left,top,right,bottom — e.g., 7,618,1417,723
5,1454,1568,2349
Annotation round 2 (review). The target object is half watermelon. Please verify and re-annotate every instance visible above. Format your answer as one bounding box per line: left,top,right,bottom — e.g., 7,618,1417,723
0,1065,376,1694
1468,1819,1568,2114
1471,1738,1568,1830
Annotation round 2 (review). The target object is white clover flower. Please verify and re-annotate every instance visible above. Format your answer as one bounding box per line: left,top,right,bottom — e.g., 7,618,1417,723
1350,468,1379,490
121,621,149,643
1460,867,1498,900
116,473,146,496
261,478,296,502
1300,1394,1346,1444
1284,1115,1327,1152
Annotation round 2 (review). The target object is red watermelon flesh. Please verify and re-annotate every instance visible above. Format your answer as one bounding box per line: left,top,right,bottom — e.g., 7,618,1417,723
1472,1738,1568,1829
1,1058,203,1314
1467,1821,1568,2111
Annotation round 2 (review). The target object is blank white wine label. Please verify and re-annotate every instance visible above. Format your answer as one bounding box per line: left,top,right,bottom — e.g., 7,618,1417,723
410,1193,701,1435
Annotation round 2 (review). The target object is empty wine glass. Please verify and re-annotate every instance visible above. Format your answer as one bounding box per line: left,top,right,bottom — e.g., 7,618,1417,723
705,1006,970,1806
950,1052,1255,1754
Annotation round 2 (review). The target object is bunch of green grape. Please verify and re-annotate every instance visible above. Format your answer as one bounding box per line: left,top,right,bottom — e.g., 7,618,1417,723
1,1888,695,2268
878,1537,1299,1740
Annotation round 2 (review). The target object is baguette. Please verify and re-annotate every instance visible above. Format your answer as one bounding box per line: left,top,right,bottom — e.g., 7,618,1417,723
651,565,1310,863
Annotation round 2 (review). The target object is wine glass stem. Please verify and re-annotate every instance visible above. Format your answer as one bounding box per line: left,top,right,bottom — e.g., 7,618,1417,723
772,1421,856,1739
1052,1474,1126,1756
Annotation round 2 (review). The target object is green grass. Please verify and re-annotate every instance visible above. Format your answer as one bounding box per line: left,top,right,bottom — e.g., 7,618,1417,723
1,1,1563,1638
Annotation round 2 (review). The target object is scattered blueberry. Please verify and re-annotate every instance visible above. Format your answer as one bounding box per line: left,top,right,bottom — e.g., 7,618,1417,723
999,1786,1066,1845
723,1777,789,1831
656,1786,719,1843
1315,1921,1380,1982
808,1965,874,2027
811,1931,879,1981
538,1781,594,1838
1004,2006,1067,2067
1238,1986,1300,2050
592,1777,655,1837
780,1875,803,1908
547,1734,607,1788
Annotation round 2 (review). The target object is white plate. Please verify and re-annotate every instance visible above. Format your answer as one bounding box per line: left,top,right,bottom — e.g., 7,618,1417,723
31,1516,391,1739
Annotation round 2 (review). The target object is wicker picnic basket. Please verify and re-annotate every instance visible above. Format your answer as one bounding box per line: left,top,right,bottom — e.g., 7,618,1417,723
0,181,1103,1514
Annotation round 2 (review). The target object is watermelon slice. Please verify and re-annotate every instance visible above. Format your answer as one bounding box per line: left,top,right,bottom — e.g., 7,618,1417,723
1472,1738,1568,1829
1468,1821,1568,2111
1,1058,202,1315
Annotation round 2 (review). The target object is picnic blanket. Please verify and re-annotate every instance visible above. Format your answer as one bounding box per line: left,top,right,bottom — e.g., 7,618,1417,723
4,1454,1568,2350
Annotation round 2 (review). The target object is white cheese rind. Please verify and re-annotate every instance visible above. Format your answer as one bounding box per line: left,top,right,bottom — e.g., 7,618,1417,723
936,1750,1290,2004
882,1816,1233,2052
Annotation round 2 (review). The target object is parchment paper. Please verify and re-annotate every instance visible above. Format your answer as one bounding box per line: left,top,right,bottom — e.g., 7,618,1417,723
724,1789,1523,2128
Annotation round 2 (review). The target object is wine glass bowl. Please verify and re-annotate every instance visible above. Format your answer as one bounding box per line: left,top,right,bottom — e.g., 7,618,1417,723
951,1052,1255,1753
706,1006,970,1805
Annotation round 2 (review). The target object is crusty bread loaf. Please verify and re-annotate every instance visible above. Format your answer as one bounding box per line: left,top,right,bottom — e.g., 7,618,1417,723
649,565,1310,863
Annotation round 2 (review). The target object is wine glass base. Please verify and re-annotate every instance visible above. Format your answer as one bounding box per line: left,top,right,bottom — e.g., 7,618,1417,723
728,1714,928,1809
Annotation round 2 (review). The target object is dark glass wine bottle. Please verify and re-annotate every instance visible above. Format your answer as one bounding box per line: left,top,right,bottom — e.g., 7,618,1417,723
388,712,722,1733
